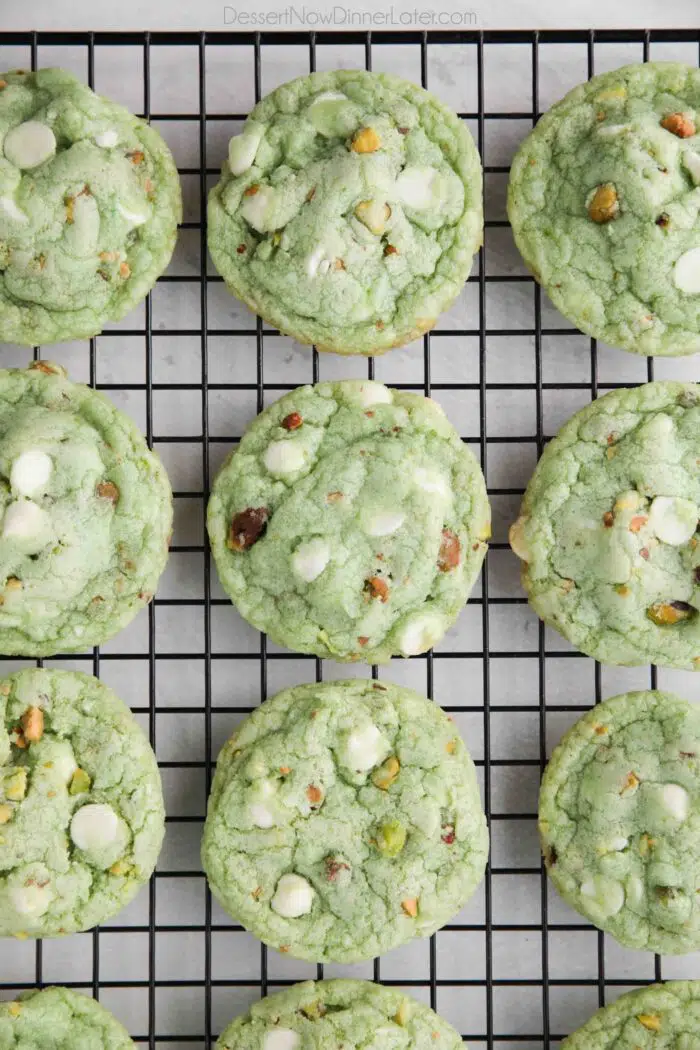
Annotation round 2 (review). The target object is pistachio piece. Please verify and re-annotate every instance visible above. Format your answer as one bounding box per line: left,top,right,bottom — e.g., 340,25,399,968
394,1001,411,1026
376,819,407,857
69,768,92,795
638,1014,661,1032
0,803,13,824
281,412,302,431
354,199,391,235
661,112,696,138
20,706,44,743
372,755,400,790
620,771,640,797
401,897,418,917
228,507,269,551
437,528,461,571
588,183,619,223
96,481,119,504
647,600,695,626
364,575,389,602
351,127,380,153
5,767,28,801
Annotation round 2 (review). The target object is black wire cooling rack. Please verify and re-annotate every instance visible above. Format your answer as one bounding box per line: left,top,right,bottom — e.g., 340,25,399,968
2,24,700,1050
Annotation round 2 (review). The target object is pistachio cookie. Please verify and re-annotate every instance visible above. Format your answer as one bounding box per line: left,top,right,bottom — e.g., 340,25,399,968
561,983,700,1049
0,361,172,656
202,679,487,963
511,382,700,668
0,67,181,346
508,62,700,356
216,981,463,1050
208,69,482,355
0,986,136,1047
540,691,700,954
0,668,164,938
208,380,489,662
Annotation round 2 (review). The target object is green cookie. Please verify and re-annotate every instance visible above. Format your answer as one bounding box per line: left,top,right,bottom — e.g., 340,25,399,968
511,382,700,668
216,981,462,1050
0,361,172,656
207,380,490,662
0,67,181,346
508,62,700,356
202,679,488,963
540,690,700,955
560,982,700,1049
0,668,164,938
0,986,135,1049
208,69,482,355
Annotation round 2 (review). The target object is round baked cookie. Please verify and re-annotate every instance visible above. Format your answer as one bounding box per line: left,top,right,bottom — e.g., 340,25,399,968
540,690,700,954
560,982,700,1049
207,69,482,355
510,381,700,668
0,67,181,346
508,62,700,356
216,980,463,1050
0,360,172,656
202,679,488,963
0,667,164,938
0,986,135,1047
207,380,490,662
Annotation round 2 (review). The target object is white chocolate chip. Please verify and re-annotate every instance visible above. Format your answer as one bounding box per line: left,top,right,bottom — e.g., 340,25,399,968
0,196,28,224
306,91,350,136
10,450,52,497
306,243,331,278
509,516,530,562
264,1030,301,1050
270,873,315,918
292,538,330,582
413,467,450,500
395,165,439,210
4,121,56,170
117,202,149,227
343,724,390,772
674,247,700,295
50,743,78,784
365,510,404,537
397,612,444,656
608,837,629,852
228,121,264,176
70,803,119,852
649,496,698,546
597,123,631,137
250,803,275,829
94,129,119,148
683,151,700,186
240,185,276,234
662,783,689,821
2,499,50,540
10,882,52,916
264,440,307,476
356,381,393,408
580,875,625,917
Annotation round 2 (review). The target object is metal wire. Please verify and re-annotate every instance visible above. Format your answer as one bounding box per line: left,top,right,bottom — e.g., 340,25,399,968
1,24,699,1050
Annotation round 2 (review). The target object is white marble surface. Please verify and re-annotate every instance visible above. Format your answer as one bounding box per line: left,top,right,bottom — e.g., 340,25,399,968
6,0,700,30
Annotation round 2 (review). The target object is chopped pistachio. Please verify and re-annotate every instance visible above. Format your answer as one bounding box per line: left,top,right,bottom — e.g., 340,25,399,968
376,819,407,857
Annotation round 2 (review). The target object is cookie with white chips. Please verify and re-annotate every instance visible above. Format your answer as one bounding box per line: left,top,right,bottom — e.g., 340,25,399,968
202,680,487,962
0,67,181,345
0,361,172,656
207,380,490,662
215,980,464,1050
0,668,164,938
540,690,700,954
207,69,482,355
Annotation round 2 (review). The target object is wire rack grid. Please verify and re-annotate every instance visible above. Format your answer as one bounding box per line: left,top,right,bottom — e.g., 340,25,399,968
2,24,700,1050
